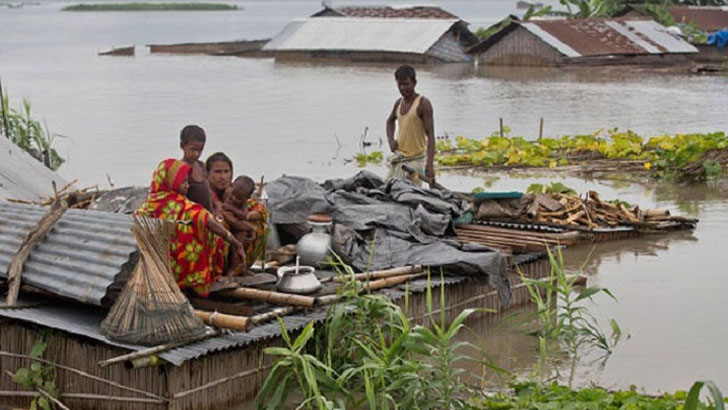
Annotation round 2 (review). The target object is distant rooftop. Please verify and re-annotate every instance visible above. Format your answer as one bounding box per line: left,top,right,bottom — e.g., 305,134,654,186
311,4,459,19
669,5,728,32
471,18,698,57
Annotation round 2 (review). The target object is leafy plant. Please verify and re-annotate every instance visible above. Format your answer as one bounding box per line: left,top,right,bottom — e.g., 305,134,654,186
1,92,66,170
354,150,383,167
527,182,576,195
518,247,621,386
11,336,60,410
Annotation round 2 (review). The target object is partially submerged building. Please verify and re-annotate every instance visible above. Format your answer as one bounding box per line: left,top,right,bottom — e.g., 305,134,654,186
616,5,728,32
264,5,479,64
469,18,698,66
311,4,459,19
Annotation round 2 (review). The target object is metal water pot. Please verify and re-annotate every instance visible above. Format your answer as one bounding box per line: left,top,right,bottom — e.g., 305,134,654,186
276,265,321,294
296,215,333,267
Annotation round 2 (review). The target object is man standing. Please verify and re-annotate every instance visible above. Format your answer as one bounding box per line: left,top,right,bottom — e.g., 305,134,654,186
386,64,435,186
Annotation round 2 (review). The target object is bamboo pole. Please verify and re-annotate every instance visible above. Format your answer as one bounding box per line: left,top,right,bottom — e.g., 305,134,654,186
249,306,298,327
0,75,10,139
331,265,423,283
499,117,504,137
0,351,163,400
539,117,544,140
189,297,253,316
217,287,315,308
98,328,219,368
317,272,428,306
5,198,69,306
194,310,250,331
0,391,166,404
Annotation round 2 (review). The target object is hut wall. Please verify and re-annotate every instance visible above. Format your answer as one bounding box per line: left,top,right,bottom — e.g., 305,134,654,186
427,30,473,63
569,53,694,66
692,44,728,63
477,26,564,66
0,320,168,410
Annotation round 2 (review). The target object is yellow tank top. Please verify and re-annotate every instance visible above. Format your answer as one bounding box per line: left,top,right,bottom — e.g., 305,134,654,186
396,95,426,158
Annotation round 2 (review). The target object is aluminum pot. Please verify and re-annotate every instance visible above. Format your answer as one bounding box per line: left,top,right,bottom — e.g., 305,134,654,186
276,265,321,294
296,215,333,267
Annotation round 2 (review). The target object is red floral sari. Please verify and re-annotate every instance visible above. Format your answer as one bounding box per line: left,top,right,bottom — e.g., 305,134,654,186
137,159,228,297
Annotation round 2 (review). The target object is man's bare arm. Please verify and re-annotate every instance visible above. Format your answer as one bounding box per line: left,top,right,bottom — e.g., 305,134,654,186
420,97,436,181
386,100,399,152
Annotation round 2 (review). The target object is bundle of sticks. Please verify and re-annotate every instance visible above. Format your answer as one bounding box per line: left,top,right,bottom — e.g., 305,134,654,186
525,191,696,230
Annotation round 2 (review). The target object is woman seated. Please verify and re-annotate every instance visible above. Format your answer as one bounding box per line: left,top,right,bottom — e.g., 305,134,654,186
206,153,269,275
137,159,246,297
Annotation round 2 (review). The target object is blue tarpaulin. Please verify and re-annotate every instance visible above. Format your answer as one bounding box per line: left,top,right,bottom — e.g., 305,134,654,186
707,29,728,51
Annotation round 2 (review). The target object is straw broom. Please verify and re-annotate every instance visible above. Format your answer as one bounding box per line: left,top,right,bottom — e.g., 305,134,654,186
101,216,207,346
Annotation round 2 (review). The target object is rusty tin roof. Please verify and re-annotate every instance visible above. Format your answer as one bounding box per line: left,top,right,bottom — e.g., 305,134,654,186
669,6,728,32
472,18,699,57
312,5,459,19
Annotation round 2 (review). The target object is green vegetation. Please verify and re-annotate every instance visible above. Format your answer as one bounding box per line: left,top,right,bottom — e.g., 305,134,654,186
526,182,576,195
11,335,61,410
1,93,65,170
354,150,383,167
62,3,238,11
436,129,728,182
255,256,725,409
474,380,726,409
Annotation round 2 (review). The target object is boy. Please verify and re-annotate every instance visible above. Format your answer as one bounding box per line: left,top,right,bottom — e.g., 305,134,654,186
221,176,268,276
180,125,214,212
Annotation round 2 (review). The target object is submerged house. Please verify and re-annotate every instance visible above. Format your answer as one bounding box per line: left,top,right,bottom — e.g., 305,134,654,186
263,5,478,63
469,18,698,66
616,5,728,32
311,4,460,19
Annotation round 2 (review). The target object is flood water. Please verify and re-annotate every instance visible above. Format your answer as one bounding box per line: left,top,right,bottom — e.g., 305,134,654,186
2,0,727,396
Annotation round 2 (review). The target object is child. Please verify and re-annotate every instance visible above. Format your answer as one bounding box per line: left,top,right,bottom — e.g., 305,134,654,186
221,176,268,276
179,125,214,212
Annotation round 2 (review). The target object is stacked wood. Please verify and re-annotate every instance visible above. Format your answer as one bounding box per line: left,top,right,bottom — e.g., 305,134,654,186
510,191,697,231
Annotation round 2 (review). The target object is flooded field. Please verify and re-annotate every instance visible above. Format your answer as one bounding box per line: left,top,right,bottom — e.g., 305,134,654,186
2,0,727,397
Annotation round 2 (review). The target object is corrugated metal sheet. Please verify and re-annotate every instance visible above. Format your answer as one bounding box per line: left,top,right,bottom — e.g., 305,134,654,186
670,6,728,32
0,135,67,202
264,17,461,54
0,300,326,366
0,274,469,365
0,201,137,306
521,19,697,57
313,5,459,19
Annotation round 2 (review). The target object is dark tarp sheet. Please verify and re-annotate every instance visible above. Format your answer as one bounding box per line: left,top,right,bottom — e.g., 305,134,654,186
267,172,510,307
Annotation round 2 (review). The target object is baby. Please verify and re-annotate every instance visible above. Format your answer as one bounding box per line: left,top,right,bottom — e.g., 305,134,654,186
220,176,259,276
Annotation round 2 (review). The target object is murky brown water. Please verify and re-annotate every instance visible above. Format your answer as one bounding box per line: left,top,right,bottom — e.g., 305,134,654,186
2,0,728,396
457,174,728,394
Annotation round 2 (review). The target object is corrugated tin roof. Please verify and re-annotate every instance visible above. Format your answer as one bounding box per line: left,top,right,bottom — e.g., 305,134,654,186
0,136,67,202
521,19,697,57
313,5,459,19
669,6,728,32
0,201,137,306
264,17,462,54
0,277,466,365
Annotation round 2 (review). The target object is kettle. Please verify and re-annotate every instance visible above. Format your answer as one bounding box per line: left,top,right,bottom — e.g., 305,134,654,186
276,258,321,294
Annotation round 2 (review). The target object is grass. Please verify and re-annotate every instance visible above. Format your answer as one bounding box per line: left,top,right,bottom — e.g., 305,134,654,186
1,93,65,171
62,3,238,12
254,256,725,409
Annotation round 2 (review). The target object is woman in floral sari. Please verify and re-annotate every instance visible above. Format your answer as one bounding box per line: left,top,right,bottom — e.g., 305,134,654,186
137,159,246,297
